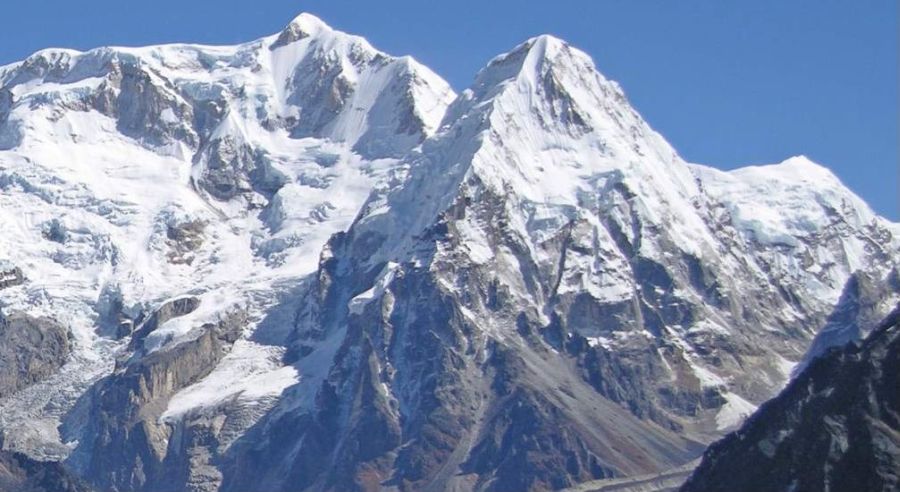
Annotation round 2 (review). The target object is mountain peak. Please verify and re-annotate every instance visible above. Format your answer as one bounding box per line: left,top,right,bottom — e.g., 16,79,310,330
774,155,839,181
431,32,702,212
518,33,569,59
466,33,594,99
271,12,334,48
505,33,574,62
726,155,846,193
286,12,331,33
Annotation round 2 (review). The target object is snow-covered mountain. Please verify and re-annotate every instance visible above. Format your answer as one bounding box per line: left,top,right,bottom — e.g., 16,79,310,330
0,13,897,492
0,12,454,459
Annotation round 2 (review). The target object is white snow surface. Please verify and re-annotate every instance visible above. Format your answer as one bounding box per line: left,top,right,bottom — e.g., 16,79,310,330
161,340,299,421
693,156,899,309
693,156,879,248
716,392,759,431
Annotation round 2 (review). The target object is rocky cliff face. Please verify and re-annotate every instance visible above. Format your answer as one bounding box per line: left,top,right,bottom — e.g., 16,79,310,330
62,306,245,492
0,448,92,492
0,311,70,398
681,305,900,492
0,13,897,492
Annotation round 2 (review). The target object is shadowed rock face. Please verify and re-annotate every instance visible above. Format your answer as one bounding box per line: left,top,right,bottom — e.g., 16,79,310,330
0,88,11,125
681,305,900,492
0,448,92,492
0,312,70,398
795,270,898,375
63,309,245,492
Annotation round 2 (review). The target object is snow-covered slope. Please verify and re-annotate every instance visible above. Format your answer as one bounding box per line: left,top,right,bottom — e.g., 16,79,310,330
0,12,454,457
0,13,897,492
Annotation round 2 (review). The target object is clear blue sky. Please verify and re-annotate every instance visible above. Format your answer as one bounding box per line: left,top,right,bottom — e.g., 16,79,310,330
2,0,897,219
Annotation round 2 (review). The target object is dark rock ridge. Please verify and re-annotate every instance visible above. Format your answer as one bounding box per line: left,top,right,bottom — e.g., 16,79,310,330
681,304,900,492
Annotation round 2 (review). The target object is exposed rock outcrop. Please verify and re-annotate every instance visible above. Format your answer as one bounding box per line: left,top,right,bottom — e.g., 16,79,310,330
0,262,24,290
0,311,70,398
681,305,900,492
